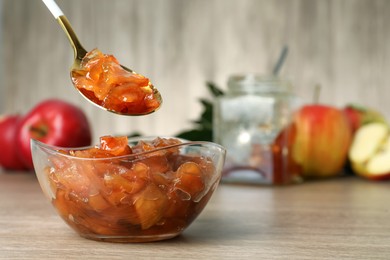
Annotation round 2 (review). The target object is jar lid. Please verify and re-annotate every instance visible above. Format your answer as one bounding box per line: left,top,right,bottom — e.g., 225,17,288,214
227,74,292,94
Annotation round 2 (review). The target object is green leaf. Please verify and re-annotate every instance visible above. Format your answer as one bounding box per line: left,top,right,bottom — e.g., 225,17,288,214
206,82,224,97
175,82,222,141
176,129,213,142
200,99,213,116
199,98,213,107
127,132,142,138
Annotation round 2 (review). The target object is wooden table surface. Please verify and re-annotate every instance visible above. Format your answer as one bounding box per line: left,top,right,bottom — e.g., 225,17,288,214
1,171,390,259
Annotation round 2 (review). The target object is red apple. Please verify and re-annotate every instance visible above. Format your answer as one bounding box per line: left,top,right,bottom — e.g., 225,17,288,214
0,115,27,170
16,99,92,169
289,104,353,178
343,104,386,134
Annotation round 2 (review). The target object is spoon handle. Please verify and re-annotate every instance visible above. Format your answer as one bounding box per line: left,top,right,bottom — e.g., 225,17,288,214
41,0,87,60
42,0,63,18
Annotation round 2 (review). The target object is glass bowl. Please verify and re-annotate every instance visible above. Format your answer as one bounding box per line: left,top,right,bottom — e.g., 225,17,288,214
31,136,226,242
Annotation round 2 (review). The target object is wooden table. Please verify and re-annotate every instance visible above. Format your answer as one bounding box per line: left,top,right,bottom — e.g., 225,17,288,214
1,171,390,259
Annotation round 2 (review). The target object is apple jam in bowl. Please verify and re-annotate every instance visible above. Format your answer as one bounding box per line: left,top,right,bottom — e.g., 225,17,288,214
31,136,226,242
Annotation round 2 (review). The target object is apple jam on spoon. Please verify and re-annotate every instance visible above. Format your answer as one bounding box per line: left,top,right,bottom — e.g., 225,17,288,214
42,0,162,116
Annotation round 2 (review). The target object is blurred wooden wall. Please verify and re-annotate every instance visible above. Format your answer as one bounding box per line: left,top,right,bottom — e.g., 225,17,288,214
1,0,390,142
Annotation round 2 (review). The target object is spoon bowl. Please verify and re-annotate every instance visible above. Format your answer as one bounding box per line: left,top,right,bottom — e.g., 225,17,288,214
42,0,162,116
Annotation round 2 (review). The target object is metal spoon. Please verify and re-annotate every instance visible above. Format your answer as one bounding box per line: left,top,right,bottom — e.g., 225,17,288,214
41,0,162,116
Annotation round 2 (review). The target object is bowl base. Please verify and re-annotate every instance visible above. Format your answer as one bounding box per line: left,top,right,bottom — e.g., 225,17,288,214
79,232,181,243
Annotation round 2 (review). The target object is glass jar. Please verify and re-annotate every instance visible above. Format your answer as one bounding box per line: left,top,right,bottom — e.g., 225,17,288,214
213,74,301,185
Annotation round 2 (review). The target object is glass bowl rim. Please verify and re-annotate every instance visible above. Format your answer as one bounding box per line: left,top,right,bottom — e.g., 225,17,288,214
31,136,226,162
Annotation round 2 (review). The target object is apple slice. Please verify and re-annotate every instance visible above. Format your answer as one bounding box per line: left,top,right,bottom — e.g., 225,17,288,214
349,122,390,180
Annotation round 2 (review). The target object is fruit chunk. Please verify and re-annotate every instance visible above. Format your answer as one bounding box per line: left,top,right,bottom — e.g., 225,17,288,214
134,183,168,229
174,162,205,199
99,135,132,156
71,48,161,115
43,136,218,239
349,122,390,180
